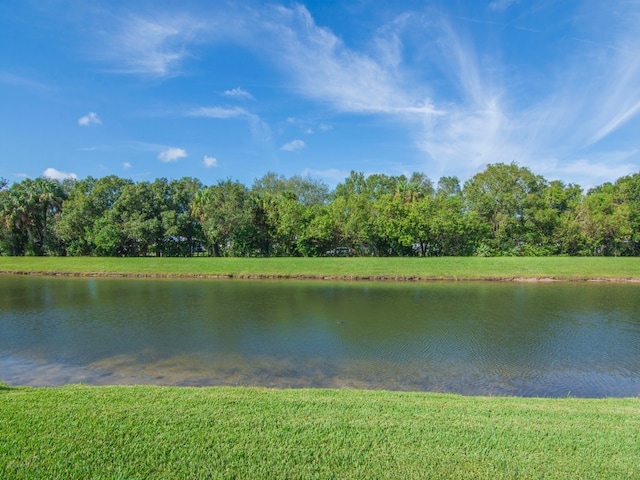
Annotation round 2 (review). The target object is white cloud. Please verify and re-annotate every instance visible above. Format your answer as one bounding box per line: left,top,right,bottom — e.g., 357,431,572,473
203,155,218,168
78,112,102,126
280,139,306,152
257,5,439,117
123,162,132,170
83,2,640,188
187,106,271,143
248,4,640,186
43,168,78,180
158,147,187,162
101,14,205,77
224,87,254,100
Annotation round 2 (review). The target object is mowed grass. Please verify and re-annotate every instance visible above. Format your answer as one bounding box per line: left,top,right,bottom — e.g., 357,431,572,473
2,256,640,281
1,385,639,479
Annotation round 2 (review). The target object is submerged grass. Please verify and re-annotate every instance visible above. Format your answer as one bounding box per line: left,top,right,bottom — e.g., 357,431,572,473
1,385,639,479
2,256,640,281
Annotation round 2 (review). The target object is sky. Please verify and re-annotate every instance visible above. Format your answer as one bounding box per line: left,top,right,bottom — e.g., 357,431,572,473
1,0,640,190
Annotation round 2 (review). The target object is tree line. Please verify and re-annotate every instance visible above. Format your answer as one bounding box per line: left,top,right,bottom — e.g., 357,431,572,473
1,163,639,257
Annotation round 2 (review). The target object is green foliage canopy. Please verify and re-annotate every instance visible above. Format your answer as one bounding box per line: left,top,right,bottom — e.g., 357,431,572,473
2,164,640,257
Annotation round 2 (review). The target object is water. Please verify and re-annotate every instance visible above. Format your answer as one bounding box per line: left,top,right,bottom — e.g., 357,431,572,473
1,276,639,397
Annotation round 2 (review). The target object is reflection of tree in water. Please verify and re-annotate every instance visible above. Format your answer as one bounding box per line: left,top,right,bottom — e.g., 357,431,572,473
1,277,639,396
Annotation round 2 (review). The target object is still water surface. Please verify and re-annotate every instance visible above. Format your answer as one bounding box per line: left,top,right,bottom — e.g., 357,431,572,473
1,276,639,397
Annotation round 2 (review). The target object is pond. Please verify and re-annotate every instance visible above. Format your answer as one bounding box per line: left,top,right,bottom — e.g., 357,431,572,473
1,276,639,397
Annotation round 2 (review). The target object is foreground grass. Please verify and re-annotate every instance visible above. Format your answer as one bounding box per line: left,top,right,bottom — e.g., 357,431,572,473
2,256,640,281
1,385,638,479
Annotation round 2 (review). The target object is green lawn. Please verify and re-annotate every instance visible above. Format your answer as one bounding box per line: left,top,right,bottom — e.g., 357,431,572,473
1,385,639,479
3,257,639,478
2,256,640,281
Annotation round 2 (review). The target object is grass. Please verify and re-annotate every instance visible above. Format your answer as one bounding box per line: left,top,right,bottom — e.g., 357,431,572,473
2,256,640,281
2,258,639,477
1,385,639,479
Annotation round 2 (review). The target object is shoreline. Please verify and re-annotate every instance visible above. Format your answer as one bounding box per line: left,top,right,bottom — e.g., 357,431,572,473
3,268,640,283
3,256,640,283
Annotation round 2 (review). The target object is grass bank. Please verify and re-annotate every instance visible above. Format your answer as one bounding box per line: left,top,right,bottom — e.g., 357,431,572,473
1,385,638,479
2,256,640,281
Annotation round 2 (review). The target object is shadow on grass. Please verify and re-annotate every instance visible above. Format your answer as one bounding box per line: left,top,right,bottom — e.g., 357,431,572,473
0,381,18,392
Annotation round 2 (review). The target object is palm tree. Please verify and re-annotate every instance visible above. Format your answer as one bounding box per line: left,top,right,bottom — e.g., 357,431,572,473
0,178,66,255
34,177,65,254
191,187,215,255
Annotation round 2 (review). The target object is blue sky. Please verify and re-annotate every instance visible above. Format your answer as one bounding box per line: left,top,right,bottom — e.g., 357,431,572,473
2,0,640,189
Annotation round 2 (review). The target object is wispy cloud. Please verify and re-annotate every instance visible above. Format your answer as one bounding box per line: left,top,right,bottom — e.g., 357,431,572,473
224,87,254,100
187,106,271,143
280,139,305,152
581,11,640,147
256,5,438,116
535,152,639,190
78,112,102,126
187,106,250,119
489,0,520,12
487,2,640,183
404,2,640,182
81,2,640,186
43,167,78,180
158,147,187,162
99,14,205,77
281,117,332,135
0,71,56,92
456,16,541,33
123,162,132,170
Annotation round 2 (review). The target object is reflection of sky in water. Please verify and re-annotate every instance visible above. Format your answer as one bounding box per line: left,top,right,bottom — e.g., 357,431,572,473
1,276,639,397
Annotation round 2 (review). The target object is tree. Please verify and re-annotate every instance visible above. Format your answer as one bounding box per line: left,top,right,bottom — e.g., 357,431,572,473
160,178,203,256
576,180,636,256
110,179,175,256
332,172,416,255
252,172,329,206
613,173,640,255
330,188,376,255
55,176,132,256
523,180,583,255
0,177,66,255
250,173,329,256
192,180,254,256
297,204,337,256
437,176,462,198
464,163,546,255
372,193,416,256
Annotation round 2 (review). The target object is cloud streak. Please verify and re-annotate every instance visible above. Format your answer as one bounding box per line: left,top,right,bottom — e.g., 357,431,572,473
0,71,57,92
98,13,206,77
280,139,305,152
255,5,439,117
187,106,271,143
224,87,254,100
84,1,640,185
